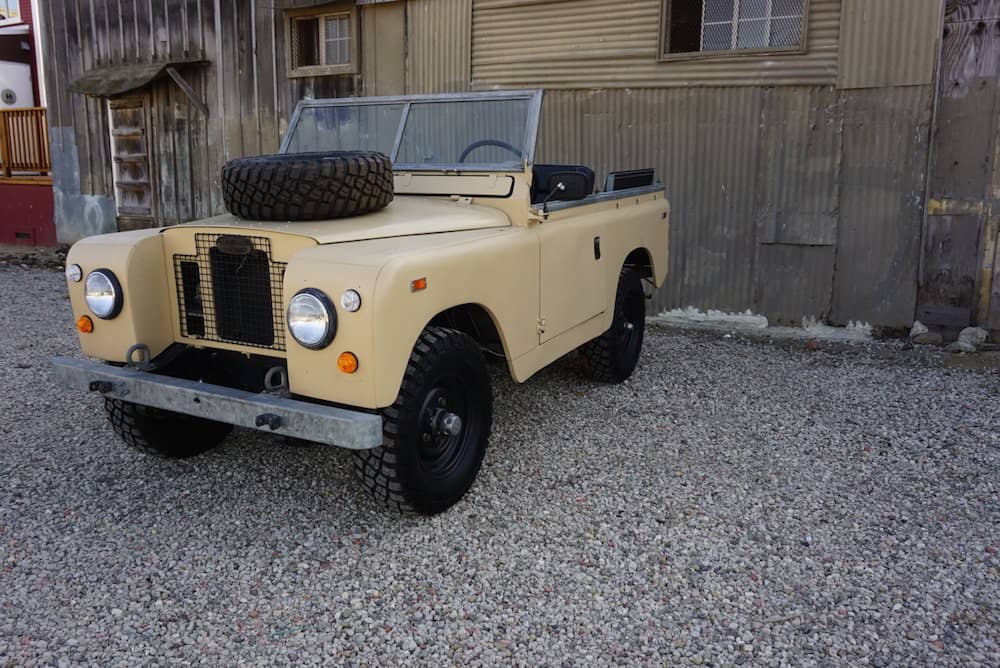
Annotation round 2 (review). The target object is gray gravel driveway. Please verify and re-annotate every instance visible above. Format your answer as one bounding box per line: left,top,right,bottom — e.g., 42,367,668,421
1,266,998,666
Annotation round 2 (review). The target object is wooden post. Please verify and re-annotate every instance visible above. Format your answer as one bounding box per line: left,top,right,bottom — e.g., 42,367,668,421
0,112,11,178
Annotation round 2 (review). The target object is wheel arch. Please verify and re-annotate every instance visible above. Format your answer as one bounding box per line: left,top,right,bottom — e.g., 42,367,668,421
427,302,513,367
623,246,654,279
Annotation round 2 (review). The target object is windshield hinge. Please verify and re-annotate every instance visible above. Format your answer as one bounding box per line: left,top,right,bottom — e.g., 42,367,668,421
537,317,546,335
449,195,473,206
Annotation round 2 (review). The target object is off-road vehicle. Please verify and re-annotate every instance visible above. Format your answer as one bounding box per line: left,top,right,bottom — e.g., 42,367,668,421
53,90,669,514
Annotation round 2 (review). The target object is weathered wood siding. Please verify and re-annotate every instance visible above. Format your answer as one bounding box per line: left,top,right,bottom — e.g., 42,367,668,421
41,0,358,239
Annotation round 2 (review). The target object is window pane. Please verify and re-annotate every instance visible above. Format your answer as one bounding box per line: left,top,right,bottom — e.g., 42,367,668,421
324,15,350,66
284,104,405,155
737,0,767,20
737,18,767,49
769,16,801,47
294,18,319,67
772,0,804,17
703,0,734,22
396,99,530,166
668,0,704,53
701,23,733,51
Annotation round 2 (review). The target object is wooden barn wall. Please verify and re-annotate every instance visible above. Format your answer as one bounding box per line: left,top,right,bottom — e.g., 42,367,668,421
40,0,360,242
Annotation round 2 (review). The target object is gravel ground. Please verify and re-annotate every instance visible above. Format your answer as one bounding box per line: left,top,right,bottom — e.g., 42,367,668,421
1,265,998,666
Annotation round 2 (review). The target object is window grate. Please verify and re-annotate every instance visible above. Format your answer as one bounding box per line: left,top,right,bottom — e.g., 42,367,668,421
174,234,287,351
668,0,804,55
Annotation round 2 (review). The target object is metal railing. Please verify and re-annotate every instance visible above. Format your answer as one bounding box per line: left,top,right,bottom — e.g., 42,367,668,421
0,107,50,177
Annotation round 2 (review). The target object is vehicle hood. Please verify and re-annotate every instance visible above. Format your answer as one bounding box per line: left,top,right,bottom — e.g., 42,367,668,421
178,196,510,244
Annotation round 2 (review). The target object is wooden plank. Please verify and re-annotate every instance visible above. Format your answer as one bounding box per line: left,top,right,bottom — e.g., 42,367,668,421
167,0,187,59
919,214,982,325
253,0,279,153
0,112,10,177
946,0,1000,22
990,232,1000,329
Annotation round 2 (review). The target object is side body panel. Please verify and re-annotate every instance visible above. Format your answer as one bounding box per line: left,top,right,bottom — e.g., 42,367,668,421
537,212,607,342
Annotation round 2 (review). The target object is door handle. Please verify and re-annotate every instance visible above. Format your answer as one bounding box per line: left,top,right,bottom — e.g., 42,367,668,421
593,236,601,260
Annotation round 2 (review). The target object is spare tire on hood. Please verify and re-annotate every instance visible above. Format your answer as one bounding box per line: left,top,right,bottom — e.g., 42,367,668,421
221,151,394,221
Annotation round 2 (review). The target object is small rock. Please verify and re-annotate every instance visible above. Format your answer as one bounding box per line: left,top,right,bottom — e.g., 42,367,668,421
801,535,813,546
946,340,976,354
957,326,988,347
909,321,928,338
912,331,942,346
804,340,820,352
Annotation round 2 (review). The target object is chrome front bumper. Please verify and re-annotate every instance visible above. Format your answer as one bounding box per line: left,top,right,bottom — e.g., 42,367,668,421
51,356,383,449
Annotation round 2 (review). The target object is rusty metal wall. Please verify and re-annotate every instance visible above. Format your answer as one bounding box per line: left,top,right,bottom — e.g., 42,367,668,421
406,0,471,93
834,86,933,327
471,0,841,89
537,85,932,327
837,0,943,89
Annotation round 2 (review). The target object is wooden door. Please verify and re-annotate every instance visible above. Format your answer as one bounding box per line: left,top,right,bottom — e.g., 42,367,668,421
108,96,157,230
919,0,1000,330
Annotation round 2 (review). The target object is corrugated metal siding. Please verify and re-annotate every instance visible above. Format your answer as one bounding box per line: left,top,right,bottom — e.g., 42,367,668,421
406,0,471,93
537,88,764,313
837,0,943,89
832,86,933,327
472,0,841,89
538,85,928,326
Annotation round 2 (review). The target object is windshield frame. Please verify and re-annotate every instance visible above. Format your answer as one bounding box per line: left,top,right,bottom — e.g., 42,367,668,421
279,90,543,173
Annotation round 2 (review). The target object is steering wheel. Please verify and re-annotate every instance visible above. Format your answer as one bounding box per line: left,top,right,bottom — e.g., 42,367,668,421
458,139,522,163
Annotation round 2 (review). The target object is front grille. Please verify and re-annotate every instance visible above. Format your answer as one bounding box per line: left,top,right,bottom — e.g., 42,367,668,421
174,234,287,351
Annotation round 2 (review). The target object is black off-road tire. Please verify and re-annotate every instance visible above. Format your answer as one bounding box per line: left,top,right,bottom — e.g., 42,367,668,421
580,268,646,383
353,327,493,515
104,399,233,459
221,151,394,221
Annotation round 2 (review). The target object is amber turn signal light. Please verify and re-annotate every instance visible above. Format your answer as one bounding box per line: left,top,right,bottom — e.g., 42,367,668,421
410,277,427,292
338,352,359,374
76,315,94,333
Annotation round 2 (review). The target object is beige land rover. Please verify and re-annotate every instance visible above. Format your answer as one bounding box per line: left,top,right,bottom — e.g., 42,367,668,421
53,90,669,514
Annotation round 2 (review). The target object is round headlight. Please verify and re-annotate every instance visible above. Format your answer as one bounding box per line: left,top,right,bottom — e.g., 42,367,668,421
84,269,123,319
340,289,362,313
65,264,82,282
287,288,337,349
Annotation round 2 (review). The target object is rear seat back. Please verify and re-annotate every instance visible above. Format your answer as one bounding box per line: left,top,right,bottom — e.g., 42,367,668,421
531,164,595,204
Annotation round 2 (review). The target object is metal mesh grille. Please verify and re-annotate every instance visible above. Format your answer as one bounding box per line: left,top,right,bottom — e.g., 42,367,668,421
699,0,803,52
174,234,287,351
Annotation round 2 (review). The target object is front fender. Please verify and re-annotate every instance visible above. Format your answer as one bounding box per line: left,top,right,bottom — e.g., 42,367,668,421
65,229,174,362
370,227,539,408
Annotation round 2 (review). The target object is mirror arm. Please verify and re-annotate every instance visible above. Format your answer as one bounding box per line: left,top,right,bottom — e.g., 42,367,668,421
540,181,567,214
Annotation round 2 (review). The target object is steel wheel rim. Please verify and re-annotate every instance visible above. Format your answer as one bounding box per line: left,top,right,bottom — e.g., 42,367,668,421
417,375,480,478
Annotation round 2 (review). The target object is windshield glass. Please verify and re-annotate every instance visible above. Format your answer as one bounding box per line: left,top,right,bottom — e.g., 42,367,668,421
283,104,405,155
281,92,540,171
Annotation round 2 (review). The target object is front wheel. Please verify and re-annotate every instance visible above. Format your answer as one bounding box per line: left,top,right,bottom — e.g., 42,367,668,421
353,327,493,515
104,399,233,458
579,268,646,383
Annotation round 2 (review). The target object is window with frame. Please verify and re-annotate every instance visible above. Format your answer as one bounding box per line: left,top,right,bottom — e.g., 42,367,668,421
287,4,357,76
0,0,21,24
661,0,806,57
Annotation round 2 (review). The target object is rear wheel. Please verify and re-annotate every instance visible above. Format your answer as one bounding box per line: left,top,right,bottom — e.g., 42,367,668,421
580,268,646,383
353,326,493,515
104,399,233,459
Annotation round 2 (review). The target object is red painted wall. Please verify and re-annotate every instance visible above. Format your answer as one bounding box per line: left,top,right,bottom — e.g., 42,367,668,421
18,0,31,25
0,182,56,246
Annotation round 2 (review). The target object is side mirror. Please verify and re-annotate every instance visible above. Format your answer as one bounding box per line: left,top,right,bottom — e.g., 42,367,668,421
545,172,590,201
